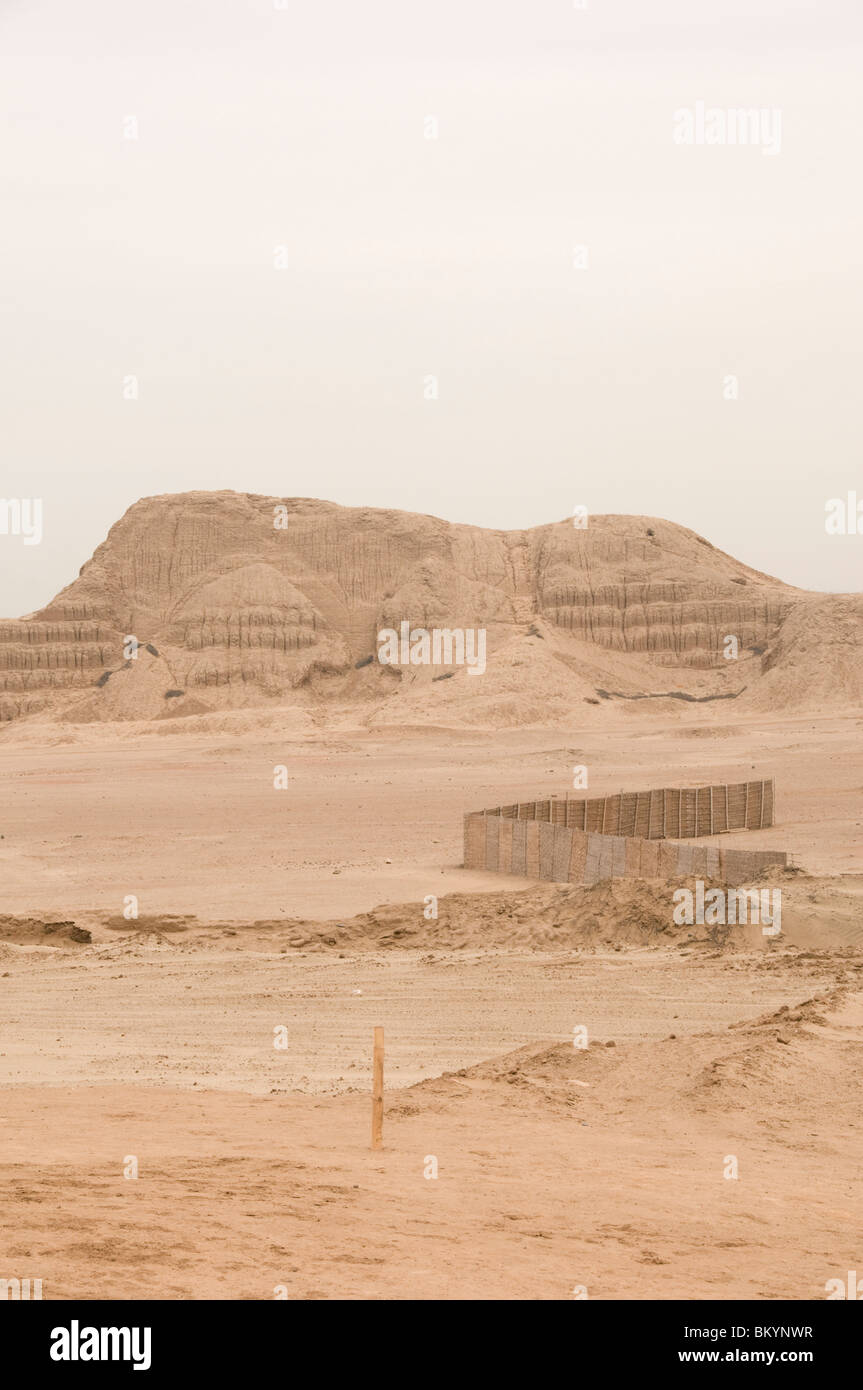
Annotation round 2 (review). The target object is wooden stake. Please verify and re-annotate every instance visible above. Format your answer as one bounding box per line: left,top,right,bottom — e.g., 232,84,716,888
371,1026,384,1150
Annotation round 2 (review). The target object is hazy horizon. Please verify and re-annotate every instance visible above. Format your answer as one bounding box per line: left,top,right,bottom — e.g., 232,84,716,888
3,0,862,615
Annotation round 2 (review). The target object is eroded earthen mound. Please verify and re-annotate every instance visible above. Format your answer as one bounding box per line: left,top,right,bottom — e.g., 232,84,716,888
1,491,859,727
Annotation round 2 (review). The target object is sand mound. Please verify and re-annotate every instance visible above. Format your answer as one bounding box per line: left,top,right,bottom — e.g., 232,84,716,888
0,916,91,947
410,983,863,1134
87,872,860,955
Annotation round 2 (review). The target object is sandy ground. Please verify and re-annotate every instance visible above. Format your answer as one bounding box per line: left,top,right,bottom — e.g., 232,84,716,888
2,710,862,1299
1,713,862,921
0,944,843,1094
1,975,860,1300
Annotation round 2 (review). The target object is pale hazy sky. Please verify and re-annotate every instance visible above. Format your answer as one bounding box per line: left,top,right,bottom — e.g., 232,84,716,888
2,0,862,615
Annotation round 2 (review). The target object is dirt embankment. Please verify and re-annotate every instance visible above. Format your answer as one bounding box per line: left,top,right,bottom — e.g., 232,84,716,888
3,869,862,955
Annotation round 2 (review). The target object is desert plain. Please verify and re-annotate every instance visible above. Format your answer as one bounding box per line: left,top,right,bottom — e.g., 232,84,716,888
1,494,862,1300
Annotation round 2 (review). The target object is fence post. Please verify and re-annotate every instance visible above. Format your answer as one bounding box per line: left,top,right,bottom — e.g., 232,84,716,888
371,1026,384,1150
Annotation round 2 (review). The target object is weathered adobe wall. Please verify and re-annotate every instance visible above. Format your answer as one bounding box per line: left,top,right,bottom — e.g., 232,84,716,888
463,813,786,887
480,779,775,839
